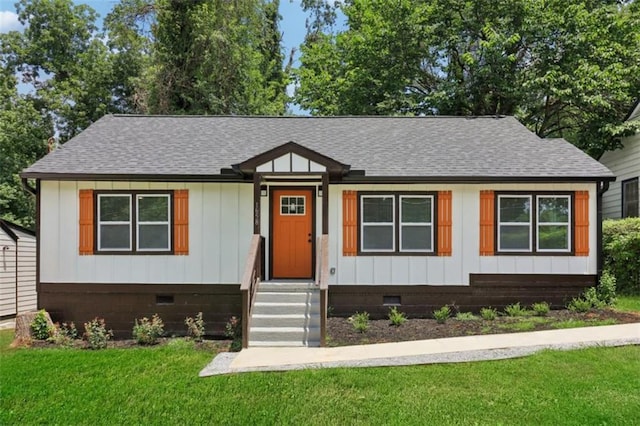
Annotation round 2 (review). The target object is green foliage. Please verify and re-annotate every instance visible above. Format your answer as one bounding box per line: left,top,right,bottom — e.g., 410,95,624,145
30,310,52,340
349,311,370,333
132,314,164,345
185,312,205,342
48,322,79,347
432,306,451,324
531,302,550,317
296,0,640,157
224,316,242,351
503,303,529,317
480,307,498,321
83,318,113,349
455,312,479,321
598,271,617,306
603,218,640,295
567,298,593,313
615,295,640,313
387,307,407,327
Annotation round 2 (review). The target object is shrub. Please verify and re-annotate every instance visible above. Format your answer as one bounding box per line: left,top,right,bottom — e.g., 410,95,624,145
433,305,451,324
30,310,52,340
503,303,528,317
349,311,370,333
132,314,165,345
224,316,242,351
83,318,113,349
583,287,605,310
480,307,498,321
531,302,550,317
603,218,640,295
597,270,617,306
48,322,79,347
387,307,407,326
455,312,478,321
185,312,206,342
567,298,592,313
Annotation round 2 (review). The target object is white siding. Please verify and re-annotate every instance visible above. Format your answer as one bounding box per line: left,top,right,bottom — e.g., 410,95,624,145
600,131,640,219
40,181,253,284
0,230,17,316
328,183,598,286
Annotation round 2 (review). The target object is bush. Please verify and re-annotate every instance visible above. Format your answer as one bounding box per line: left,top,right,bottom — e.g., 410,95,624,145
48,322,79,347
132,314,164,345
503,303,529,317
480,307,498,321
185,312,206,342
603,218,640,295
224,316,242,351
387,307,407,326
531,302,550,317
455,312,478,321
583,287,606,310
30,310,52,340
597,270,617,306
84,318,113,349
349,312,370,333
567,298,592,313
433,305,451,324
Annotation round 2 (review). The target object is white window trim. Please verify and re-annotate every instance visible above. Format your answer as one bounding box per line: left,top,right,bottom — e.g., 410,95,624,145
136,194,171,252
497,195,532,252
97,194,132,252
399,195,434,253
279,195,306,216
360,195,395,252
536,195,571,253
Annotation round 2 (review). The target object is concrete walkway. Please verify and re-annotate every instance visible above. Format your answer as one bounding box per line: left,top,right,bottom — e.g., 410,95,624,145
199,323,640,376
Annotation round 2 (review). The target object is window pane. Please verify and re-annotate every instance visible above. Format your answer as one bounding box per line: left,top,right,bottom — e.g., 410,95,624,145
538,225,568,250
538,197,569,223
100,196,130,221
499,225,530,250
100,224,130,249
623,179,639,218
139,224,169,250
362,225,393,250
401,225,432,250
363,197,393,223
401,197,431,223
138,196,169,222
499,197,530,222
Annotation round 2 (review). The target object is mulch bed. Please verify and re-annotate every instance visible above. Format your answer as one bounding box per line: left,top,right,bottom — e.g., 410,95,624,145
327,309,640,347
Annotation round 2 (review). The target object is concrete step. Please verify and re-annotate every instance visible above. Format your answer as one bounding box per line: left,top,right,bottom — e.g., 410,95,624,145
249,340,321,347
252,313,320,328
253,302,321,315
259,281,317,292
249,326,321,345
255,291,320,304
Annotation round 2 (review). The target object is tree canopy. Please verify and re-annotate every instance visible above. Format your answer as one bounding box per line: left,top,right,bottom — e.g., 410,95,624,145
296,0,640,157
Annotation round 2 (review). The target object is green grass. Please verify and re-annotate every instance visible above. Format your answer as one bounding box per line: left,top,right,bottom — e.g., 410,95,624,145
615,295,640,313
1,331,640,424
497,316,553,332
552,318,618,329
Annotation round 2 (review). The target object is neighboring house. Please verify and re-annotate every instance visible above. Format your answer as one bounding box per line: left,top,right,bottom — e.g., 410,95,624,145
21,115,614,345
600,101,640,219
0,219,37,318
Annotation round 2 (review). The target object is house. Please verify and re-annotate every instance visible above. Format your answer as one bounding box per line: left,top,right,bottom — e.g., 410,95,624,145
0,219,37,318
21,115,614,346
600,101,640,219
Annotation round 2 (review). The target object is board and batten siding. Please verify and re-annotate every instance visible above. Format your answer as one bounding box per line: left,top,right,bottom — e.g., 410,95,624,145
327,183,598,286
39,181,254,284
0,226,36,316
600,131,640,219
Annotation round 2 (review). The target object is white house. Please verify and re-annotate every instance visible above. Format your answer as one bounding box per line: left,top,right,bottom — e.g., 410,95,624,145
0,219,37,318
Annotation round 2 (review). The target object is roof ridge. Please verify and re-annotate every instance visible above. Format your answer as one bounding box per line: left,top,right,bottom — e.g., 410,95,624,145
109,114,510,120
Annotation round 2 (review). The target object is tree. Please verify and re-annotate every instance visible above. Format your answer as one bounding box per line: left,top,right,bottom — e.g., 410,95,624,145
296,0,640,157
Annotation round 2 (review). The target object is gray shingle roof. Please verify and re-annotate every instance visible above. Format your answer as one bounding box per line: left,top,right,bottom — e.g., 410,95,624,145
22,114,614,181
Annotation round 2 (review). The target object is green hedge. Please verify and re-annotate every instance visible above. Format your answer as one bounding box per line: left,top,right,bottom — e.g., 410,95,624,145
603,218,640,295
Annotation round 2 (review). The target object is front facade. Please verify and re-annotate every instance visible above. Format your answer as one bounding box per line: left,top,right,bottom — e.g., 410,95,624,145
600,102,640,219
22,115,614,338
0,219,37,318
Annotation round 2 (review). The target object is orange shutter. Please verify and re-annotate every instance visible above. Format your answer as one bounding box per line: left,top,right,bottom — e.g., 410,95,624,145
342,190,358,256
174,190,189,255
437,191,452,256
574,191,589,256
79,189,94,255
479,190,495,255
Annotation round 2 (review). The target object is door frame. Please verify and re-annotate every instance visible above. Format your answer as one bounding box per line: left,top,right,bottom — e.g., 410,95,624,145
268,186,317,280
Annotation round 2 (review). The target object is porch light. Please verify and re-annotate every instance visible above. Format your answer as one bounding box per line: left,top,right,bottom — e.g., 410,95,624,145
318,186,323,197
260,186,268,197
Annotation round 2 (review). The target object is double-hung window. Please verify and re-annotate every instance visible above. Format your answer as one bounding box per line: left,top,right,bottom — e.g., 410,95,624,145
360,193,435,254
97,192,172,253
622,178,639,218
497,193,571,254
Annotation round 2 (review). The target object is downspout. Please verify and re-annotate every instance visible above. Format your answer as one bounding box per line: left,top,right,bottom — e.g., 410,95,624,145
597,180,610,280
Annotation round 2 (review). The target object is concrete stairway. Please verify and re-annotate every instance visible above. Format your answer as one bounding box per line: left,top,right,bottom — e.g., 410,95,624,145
249,281,321,347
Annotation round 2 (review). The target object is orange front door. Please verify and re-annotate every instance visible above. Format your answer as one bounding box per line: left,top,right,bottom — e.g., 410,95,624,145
272,189,313,279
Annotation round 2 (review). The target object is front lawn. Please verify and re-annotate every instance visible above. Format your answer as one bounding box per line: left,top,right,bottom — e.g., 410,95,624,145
1,329,639,425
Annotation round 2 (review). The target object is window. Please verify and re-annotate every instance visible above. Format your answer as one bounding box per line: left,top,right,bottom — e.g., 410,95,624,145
497,193,571,254
622,178,639,218
360,193,435,254
96,192,172,253
280,196,305,215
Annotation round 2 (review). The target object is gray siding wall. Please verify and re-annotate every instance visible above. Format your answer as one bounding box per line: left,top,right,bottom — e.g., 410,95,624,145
600,131,640,219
